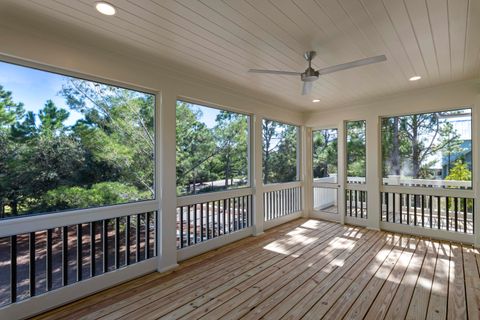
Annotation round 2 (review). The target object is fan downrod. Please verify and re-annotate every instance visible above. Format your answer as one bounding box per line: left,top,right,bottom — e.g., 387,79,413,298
304,51,317,62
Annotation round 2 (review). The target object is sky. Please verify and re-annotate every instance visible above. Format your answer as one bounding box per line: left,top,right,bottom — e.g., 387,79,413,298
0,60,221,128
0,61,83,126
188,103,220,129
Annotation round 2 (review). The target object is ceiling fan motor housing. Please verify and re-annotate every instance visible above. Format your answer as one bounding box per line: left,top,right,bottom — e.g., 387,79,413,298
301,67,319,82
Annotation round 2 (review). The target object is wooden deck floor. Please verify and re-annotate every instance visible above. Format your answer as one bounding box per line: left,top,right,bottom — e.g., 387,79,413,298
33,218,480,320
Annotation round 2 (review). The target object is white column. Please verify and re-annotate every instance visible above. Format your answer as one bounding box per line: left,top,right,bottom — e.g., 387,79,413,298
337,121,346,224
366,115,381,230
252,115,264,235
302,127,312,218
473,96,480,247
156,87,178,272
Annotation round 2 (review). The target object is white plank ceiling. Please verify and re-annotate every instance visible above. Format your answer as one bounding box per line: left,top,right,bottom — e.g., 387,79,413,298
3,0,480,112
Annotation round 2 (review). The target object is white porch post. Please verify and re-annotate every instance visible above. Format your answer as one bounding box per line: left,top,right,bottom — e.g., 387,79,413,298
302,127,312,218
157,88,179,272
366,115,381,230
252,115,265,235
337,121,346,224
474,96,480,247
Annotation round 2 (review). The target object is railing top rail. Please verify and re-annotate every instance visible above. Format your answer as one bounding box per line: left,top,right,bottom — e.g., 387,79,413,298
0,200,158,238
177,187,253,207
381,185,474,198
346,176,470,188
263,181,303,193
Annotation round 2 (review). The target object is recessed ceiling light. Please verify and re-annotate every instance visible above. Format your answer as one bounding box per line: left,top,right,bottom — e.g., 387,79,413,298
95,2,116,15
409,75,421,81
312,99,320,103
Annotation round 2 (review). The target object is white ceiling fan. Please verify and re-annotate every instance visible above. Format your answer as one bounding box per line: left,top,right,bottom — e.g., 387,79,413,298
248,51,387,95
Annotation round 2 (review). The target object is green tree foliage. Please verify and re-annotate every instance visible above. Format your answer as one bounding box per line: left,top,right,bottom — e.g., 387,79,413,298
312,129,337,179
346,121,366,178
0,77,155,218
175,102,249,196
382,112,465,179
446,160,471,182
262,120,298,184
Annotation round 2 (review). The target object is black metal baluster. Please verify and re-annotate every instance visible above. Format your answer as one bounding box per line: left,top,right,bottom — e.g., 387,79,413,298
386,192,389,222
242,196,245,229
437,196,441,229
194,204,198,244
217,200,221,236
446,197,450,231
179,207,184,248
187,205,191,246
29,232,36,297
62,226,68,286
90,222,96,277
234,197,238,229
200,203,204,242
206,202,210,240
125,216,131,264
136,214,142,261
228,198,233,232
361,191,364,219
223,199,227,235
10,235,17,303
429,196,433,228
454,197,458,232
46,229,52,291
421,195,425,227
77,224,83,281
103,219,109,272
413,195,417,226
463,198,468,233
145,213,150,259
154,211,158,257
212,202,216,238
238,197,242,230
247,196,251,226
406,194,410,225
115,218,121,267
399,194,403,224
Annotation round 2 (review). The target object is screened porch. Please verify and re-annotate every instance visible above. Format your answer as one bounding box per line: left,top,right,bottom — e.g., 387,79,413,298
1,1,480,319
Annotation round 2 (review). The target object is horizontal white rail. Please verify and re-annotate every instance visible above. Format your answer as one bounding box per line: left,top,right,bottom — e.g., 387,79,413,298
176,187,253,207
383,177,470,188
347,177,366,184
345,183,367,191
381,185,474,198
347,176,471,189
0,200,158,237
263,181,303,193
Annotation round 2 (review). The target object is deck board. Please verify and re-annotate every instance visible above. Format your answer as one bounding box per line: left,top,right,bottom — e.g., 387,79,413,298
32,218,480,320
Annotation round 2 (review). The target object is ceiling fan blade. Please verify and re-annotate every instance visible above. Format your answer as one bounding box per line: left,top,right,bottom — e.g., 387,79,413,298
302,81,313,95
317,55,387,75
248,69,301,76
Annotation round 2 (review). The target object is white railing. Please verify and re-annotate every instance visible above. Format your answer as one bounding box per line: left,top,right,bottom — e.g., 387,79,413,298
176,188,254,249
312,176,337,213
263,182,303,221
0,203,158,308
346,176,471,189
